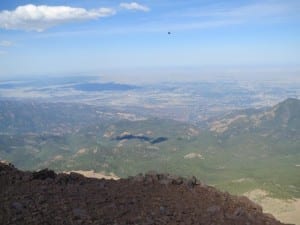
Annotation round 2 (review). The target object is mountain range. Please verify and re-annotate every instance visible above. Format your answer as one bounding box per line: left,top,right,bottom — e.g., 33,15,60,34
0,98,299,200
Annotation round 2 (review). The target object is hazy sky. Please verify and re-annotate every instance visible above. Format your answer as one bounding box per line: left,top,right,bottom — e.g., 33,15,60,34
0,0,300,80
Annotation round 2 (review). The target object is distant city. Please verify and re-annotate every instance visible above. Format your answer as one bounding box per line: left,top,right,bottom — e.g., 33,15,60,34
0,76,299,124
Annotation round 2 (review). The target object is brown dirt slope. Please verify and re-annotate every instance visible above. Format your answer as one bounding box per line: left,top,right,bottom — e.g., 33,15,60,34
0,162,292,225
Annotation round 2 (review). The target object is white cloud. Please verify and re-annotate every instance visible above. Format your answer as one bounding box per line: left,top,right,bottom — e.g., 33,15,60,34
0,4,116,32
0,40,13,47
120,2,150,12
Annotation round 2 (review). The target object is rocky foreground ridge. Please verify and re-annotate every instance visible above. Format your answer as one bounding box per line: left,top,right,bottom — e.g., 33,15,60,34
0,162,291,225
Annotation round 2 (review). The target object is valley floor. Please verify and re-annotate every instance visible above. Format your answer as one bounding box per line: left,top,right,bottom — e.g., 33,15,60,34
64,170,119,180
245,189,300,225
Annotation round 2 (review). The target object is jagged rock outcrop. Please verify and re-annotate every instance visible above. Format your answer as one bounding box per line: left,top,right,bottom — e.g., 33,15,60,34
0,162,290,225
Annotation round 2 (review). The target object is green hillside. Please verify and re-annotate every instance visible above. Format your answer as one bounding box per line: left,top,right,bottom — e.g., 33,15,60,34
0,99,299,199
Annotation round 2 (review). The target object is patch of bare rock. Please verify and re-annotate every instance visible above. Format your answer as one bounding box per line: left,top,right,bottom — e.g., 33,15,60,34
0,162,291,225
